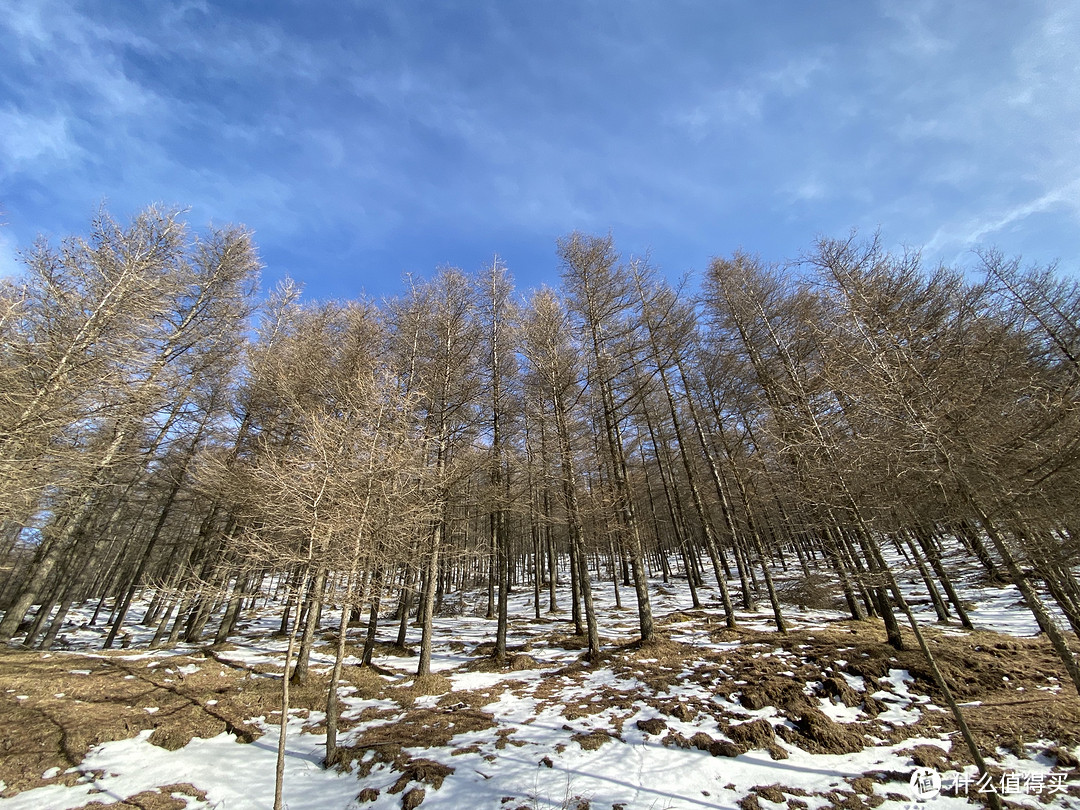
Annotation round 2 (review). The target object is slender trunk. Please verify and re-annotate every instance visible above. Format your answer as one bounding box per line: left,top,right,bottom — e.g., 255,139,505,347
970,500,1080,693
903,531,949,622
39,597,74,650
881,564,1004,810
676,360,742,626
913,524,973,629
609,540,622,609
104,487,184,649
291,566,327,685
554,390,598,659
0,429,129,642
214,572,248,646
274,576,306,810
569,544,582,635
327,564,369,767
395,564,414,648
823,526,866,621
362,567,385,666
575,537,601,662
417,520,443,678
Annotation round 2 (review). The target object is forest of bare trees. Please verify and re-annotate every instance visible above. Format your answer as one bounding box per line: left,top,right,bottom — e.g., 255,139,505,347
3,206,1080,704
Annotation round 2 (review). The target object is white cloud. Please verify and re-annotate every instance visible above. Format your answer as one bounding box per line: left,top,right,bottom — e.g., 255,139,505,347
1,1,1077,295
0,108,81,170
908,4,1080,261
879,0,952,56
783,177,828,205
925,178,1080,258
669,54,826,141
5,3,162,117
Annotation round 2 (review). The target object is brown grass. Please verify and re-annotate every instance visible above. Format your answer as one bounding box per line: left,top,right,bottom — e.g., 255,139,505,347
778,708,867,755
396,673,452,700
0,646,336,798
388,758,453,792
635,717,666,735
0,651,246,797
571,729,614,750
2,614,1079,806
345,664,395,700
330,703,497,796
463,649,542,673
727,717,776,750
69,783,207,810
344,705,496,760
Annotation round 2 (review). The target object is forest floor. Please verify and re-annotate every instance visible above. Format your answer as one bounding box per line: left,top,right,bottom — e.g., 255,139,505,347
1,564,1080,810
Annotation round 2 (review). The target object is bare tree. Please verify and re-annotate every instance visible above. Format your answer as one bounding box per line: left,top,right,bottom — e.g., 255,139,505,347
521,287,601,661
0,208,258,643
478,258,519,663
559,233,655,644
811,234,1080,692
386,269,482,677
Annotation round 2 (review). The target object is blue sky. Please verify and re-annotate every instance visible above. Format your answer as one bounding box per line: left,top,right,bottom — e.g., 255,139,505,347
1,1,1077,300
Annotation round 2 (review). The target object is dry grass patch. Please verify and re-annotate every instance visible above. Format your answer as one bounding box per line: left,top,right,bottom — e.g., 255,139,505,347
728,717,789,759
388,758,453,792
5,610,1079,807
463,647,543,673
609,636,689,692
774,574,848,611
545,633,592,651
340,664,397,700
70,782,207,810
392,673,452,703
900,743,950,771
333,704,496,795
0,646,340,798
659,621,1080,762
348,705,496,756
563,683,644,721
819,675,863,707
0,649,265,797
737,676,814,715
777,708,868,755
437,684,512,712
615,633,681,657
636,717,666,735
960,697,1080,762
820,624,1080,756
571,729,614,750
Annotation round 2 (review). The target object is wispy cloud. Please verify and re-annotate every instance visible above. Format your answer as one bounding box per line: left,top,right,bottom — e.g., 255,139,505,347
894,3,1080,263
669,55,828,141
0,108,81,168
925,179,1080,261
879,0,953,56
0,1,1076,298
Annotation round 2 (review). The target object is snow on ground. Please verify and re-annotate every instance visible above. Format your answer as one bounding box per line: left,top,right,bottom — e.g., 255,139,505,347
880,541,1068,638
2,537,1079,809
0,717,361,810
